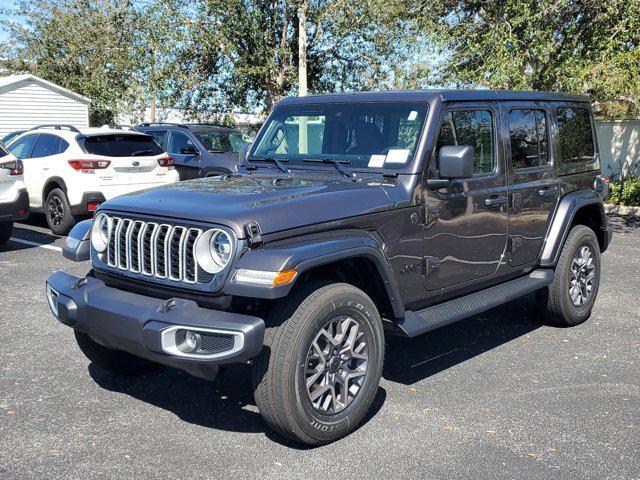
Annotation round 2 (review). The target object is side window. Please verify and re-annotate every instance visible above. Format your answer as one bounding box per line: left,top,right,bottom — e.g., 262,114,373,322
147,130,167,148
508,109,549,169
7,134,38,159
168,131,196,154
32,134,66,158
435,109,495,175
556,107,595,163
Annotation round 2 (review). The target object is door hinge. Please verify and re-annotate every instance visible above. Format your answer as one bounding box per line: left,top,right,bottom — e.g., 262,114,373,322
508,236,522,254
423,256,440,276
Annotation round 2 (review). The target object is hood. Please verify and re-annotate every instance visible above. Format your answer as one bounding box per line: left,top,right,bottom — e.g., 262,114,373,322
100,173,393,238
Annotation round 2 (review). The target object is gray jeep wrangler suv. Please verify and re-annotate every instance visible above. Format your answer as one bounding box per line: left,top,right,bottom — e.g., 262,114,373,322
46,90,611,445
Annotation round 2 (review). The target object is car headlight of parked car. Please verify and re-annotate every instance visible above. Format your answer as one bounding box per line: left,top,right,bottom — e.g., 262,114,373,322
195,228,234,274
91,213,111,253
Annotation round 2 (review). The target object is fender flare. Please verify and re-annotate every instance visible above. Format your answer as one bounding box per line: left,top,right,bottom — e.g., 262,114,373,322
539,189,608,267
224,233,405,318
42,176,68,199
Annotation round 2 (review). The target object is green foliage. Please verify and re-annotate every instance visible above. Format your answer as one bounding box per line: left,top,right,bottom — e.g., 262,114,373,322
608,178,640,206
409,0,640,119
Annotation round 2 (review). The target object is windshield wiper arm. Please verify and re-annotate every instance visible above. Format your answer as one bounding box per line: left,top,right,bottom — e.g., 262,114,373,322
247,156,290,174
303,158,356,180
131,149,154,156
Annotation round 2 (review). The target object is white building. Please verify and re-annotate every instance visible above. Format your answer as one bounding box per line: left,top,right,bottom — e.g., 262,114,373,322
0,74,90,137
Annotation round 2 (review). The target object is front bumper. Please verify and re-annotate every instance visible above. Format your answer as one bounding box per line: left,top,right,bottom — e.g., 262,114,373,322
0,188,29,222
46,271,265,379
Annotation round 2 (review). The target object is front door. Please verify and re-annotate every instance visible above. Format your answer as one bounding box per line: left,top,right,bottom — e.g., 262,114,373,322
503,104,559,266
422,102,509,291
167,130,200,179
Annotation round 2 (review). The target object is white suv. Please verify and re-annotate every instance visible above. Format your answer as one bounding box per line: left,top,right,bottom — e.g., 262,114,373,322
0,141,28,243
6,125,179,234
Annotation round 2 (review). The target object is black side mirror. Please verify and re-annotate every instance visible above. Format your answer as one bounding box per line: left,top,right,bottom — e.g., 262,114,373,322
239,141,251,162
180,146,199,155
439,145,474,179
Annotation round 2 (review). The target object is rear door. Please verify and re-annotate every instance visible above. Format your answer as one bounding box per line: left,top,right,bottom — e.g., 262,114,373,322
504,103,559,266
167,130,200,179
7,134,39,205
422,102,509,291
82,134,166,186
28,133,70,205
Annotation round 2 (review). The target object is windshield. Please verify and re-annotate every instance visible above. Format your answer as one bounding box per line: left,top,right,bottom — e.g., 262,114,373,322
194,131,244,153
251,102,428,170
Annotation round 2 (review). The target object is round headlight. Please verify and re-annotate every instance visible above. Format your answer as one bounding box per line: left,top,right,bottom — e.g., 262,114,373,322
195,228,234,274
91,213,111,253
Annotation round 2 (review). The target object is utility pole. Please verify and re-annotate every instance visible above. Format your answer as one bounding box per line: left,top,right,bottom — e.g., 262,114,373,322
298,0,309,153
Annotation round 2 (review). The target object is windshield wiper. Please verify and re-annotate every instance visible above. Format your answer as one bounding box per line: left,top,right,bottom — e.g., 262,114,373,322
247,157,290,174
303,158,356,180
131,149,154,156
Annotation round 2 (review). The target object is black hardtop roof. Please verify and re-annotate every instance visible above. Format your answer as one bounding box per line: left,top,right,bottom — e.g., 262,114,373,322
138,122,240,133
277,89,590,106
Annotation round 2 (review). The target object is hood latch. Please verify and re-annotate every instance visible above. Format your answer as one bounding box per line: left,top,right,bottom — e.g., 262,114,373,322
245,221,263,248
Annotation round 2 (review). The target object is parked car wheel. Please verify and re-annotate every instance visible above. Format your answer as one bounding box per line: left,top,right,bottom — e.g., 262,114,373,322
537,225,601,327
0,221,13,244
74,330,160,376
45,188,76,235
252,282,385,445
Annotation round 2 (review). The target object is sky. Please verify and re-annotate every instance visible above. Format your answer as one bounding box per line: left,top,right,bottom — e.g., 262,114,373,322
0,0,18,41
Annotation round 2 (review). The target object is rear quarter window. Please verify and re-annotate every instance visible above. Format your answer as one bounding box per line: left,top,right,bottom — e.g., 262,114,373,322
556,107,595,164
82,135,164,157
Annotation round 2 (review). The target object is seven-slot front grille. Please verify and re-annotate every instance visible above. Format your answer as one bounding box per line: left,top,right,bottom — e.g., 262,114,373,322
106,217,204,284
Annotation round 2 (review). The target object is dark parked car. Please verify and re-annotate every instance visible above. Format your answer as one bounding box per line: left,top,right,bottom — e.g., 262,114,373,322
137,123,246,179
47,90,611,446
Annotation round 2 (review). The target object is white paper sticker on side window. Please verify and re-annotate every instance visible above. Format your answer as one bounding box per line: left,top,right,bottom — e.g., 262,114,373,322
368,154,386,168
385,149,411,164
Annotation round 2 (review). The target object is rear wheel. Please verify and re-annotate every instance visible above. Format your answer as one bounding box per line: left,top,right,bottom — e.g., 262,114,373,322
45,188,76,235
0,221,12,244
252,282,385,445
537,225,601,327
74,331,160,375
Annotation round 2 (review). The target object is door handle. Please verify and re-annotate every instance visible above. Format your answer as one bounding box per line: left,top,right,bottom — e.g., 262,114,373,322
485,196,508,207
538,187,557,197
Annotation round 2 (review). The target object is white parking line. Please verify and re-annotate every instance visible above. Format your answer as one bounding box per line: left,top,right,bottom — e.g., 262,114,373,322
9,237,63,252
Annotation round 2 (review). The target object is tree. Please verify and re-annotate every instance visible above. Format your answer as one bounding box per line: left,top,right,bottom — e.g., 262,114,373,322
0,0,143,123
160,0,418,113
411,0,640,118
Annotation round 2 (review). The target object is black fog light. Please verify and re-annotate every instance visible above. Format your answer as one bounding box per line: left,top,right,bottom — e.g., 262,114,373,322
177,330,201,353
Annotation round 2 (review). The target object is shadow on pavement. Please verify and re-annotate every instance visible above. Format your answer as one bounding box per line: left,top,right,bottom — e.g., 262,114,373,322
87,293,542,446
606,213,640,234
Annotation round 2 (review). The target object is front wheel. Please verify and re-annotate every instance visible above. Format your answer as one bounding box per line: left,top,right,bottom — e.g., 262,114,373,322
537,225,601,327
0,221,12,244
252,283,385,445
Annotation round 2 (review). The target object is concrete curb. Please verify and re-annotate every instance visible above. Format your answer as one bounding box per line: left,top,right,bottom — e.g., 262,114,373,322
605,204,640,217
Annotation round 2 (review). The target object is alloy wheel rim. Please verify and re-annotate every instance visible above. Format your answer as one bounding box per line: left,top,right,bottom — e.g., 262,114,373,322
569,245,596,307
48,197,63,226
304,316,369,415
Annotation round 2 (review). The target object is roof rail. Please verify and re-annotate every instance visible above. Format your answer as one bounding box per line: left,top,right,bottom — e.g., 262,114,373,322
138,122,189,129
28,124,81,133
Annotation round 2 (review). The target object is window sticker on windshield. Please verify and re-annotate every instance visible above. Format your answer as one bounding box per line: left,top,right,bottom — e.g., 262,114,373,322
408,110,418,121
385,148,411,164
368,154,386,168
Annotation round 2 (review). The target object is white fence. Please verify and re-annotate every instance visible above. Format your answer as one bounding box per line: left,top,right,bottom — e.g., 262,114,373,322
596,120,640,179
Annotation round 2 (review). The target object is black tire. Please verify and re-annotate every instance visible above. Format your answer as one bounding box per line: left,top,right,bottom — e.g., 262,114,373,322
74,330,160,376
45,188,76,235
0,221,12,244
537,225,601,327
252,282,385,446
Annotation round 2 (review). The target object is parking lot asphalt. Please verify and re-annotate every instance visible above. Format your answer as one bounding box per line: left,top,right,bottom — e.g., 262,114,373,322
0,214,639,480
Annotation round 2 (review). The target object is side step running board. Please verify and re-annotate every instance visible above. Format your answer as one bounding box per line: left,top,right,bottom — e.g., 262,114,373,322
396,269,554,337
